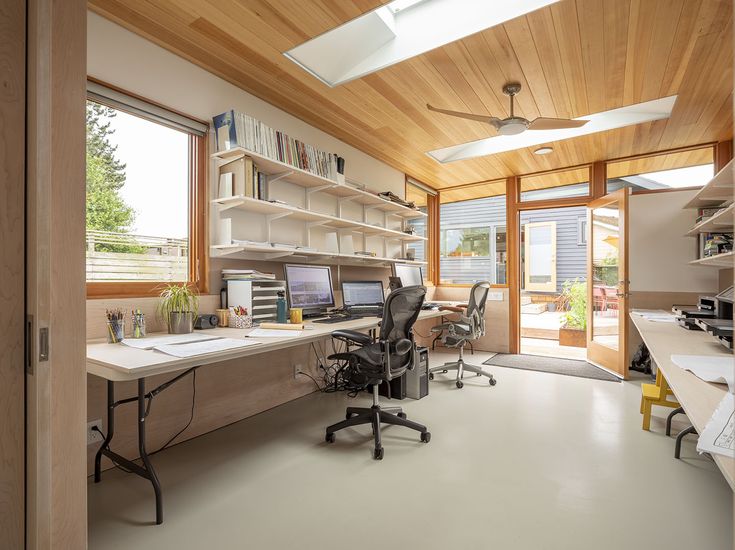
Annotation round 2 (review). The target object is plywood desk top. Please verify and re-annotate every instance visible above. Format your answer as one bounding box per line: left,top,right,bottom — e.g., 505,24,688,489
87,309,449,382
630,312,734,490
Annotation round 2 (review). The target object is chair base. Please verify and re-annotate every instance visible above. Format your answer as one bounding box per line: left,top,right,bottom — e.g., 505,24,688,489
325,405,430,460
428,359,496,389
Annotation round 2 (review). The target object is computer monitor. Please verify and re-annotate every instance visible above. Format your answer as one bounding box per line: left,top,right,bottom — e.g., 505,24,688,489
342,281,385,308
284,264,335,316
392,263,423,287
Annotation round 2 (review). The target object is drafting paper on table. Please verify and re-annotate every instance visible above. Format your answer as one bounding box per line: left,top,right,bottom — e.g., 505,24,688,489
247,328,303,338
671,355,735,393
154,338,260,358
697,393,735,459
121,333,221,350
636,311,677,323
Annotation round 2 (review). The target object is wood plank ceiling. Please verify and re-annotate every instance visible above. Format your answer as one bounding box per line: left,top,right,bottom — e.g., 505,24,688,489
89,0,733,190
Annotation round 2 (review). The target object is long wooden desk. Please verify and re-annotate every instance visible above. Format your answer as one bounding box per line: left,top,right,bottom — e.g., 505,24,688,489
630,312,734,490
87,309,449,524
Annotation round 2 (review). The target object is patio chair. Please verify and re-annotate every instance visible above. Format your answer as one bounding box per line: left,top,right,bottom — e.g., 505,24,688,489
602,287,619,317
592,286,606,313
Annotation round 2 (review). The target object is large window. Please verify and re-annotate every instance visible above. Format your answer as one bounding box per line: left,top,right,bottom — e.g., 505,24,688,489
86,82,208,296
439,185,506,285
520,167,590,202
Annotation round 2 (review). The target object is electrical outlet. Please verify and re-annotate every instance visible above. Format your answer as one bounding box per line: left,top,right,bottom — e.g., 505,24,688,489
293,364,303,379
87,419,104,445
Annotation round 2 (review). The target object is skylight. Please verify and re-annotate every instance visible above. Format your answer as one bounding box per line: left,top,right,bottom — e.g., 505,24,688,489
427,96,678,163
284,0,559,87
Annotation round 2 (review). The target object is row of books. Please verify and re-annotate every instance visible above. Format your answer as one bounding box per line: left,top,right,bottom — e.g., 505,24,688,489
218,157,268,200
213,110,344,182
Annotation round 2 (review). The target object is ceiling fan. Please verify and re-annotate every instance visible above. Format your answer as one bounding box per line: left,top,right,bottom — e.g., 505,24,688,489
427,82,589,136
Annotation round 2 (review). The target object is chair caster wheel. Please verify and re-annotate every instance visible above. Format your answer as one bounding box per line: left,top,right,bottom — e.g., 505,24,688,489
345,412,353,420
421,432,431,443
442,369,448,374
476,372,481,377
325,432,335,443
489,378,497,386
428,373,434,380
373,447,384,460
456,381,464,389
398,412,407,419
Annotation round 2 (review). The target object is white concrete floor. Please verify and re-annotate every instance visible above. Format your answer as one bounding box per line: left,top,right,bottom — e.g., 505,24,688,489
88,350,733,550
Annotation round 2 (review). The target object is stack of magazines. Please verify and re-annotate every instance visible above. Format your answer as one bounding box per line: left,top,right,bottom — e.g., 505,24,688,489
222,269,275,281
213,110,342,182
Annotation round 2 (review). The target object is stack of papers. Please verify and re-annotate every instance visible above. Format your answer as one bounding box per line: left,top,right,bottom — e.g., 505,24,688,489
247,328,303,338
698,393,735,459
154,338,260,358
633,310,677,323
671,355,734,392
121,333,220,350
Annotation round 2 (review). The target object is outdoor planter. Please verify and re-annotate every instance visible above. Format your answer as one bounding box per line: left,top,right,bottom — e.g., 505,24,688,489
559,326,586,348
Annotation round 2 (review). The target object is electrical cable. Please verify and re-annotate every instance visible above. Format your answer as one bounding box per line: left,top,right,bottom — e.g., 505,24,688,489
150,369,197,456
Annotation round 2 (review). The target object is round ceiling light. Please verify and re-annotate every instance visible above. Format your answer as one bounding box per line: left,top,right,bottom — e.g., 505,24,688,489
534,146,554,155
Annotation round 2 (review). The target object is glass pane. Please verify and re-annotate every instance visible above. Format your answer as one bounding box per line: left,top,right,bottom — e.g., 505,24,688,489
527,225,553,284
405,182,430,280
607,147,714,192
591,205,621,349
439,195,506,284
520,167,589,202
86,100,190,282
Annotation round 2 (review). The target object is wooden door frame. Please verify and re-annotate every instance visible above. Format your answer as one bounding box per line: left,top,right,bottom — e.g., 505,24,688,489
0,1,27,547
586,188,630,378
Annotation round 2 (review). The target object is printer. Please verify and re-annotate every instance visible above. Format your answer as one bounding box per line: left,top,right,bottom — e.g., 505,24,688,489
674,286,733,350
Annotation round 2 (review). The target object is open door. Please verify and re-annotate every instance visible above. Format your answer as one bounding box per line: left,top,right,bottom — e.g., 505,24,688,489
523,221,557,292
586,189,629,378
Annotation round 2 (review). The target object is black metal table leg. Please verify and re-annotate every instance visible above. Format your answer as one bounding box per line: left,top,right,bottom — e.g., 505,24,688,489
666,406,684,437
94,380,115,483
138,378,163,525
675,425,698,459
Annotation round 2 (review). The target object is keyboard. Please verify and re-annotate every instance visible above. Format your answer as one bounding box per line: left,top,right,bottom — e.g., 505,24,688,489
422,302,442,310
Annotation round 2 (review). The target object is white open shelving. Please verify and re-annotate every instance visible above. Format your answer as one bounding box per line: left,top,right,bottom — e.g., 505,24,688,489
683,159,734,209
211,147,427,267
685,203,734,236
688,251,735,268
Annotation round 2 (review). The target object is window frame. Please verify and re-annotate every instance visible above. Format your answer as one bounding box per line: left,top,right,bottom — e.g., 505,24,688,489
405,177,437,285
85,80,209,299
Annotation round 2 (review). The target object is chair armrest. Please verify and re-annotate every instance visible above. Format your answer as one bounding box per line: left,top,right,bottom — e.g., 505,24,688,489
439,305,465,313
331,329,372,347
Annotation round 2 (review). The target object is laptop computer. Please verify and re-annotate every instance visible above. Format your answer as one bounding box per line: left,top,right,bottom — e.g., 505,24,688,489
341,281,385,317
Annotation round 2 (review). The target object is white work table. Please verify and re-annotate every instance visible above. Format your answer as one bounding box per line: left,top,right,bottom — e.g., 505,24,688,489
87,308,449,382
87,307,451,525
630,312,734,490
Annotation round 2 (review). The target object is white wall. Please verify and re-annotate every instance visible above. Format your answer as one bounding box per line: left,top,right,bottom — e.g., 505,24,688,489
629,190,718,293
86,11,405,195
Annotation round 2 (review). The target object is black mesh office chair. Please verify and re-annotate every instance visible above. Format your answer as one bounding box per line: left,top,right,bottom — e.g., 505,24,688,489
428,281,497,389
324,285,431,460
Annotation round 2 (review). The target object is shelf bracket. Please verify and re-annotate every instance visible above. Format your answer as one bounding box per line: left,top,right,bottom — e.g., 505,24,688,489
213,198,244,213
267,171,294,185
265,213,290,242
305,184,337,210
263,251,295,260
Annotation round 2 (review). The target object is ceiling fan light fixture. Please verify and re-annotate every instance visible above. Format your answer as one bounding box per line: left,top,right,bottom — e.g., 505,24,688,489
534,146,553,155
497,119,528,136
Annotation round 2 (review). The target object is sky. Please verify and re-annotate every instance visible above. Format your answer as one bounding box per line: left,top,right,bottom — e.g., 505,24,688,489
102,108,189,239
638,163,714,188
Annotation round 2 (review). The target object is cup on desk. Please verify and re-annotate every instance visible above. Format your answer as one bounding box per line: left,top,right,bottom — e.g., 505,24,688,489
106,320,125,344
228,307,252,329
216,308,229,327
289,308,303,324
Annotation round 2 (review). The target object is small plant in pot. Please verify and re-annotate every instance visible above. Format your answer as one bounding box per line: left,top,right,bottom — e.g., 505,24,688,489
157,283,199,334
558,279,587,348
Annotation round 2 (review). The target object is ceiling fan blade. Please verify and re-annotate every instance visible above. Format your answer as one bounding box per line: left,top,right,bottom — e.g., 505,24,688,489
528,117,589,130
427,104,499,125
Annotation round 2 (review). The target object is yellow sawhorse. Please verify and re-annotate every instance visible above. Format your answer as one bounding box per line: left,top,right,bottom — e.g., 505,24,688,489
640,372,680,431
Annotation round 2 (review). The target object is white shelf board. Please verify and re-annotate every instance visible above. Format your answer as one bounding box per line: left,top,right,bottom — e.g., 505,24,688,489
685,203,734,236
211,243,427,268
211,195,427,242
211,147,426,219
683,159,734,209
688,251,735,268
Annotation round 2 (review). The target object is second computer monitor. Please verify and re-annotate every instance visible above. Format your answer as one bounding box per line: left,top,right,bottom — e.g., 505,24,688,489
392,262,423,287
342,281,385,307
284,264,335,316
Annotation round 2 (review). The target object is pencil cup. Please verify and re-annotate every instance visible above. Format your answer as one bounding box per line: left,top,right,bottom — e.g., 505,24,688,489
289,308,303,324
131,314,146,338
229,309,252,329
107,320,125,343
216,309,229,327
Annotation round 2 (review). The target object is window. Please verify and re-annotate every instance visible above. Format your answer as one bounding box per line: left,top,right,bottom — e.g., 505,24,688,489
85,81,208,297
577,217,587,245
439,189,506,285
606,147,714,193
405,180,436,282
520,166,590,202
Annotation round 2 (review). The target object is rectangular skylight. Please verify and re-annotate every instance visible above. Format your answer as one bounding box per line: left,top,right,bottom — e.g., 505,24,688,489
427,96,678,163
284,0,559,87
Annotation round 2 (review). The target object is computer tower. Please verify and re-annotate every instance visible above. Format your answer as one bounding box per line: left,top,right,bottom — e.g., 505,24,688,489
405,346,429,400
372,375,406,400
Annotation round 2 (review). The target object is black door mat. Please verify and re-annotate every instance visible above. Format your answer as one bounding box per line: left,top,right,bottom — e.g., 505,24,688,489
482,354,621,382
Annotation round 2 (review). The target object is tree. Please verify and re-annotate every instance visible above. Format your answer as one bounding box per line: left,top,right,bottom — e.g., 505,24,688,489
86,102,141,252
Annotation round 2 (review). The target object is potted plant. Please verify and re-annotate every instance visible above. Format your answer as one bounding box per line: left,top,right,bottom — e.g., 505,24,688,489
558,279,586,348
157,283,199,334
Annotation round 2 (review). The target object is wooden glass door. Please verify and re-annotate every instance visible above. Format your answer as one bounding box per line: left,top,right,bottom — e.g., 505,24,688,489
586,189,629,377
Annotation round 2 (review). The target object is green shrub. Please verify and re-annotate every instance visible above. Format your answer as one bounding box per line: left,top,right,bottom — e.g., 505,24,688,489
561,279,586,330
